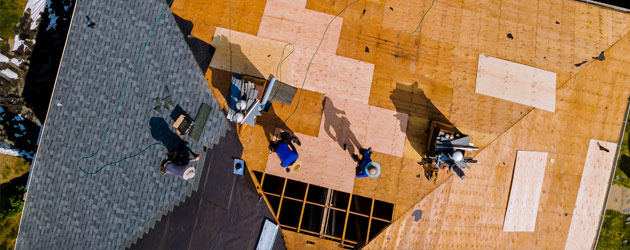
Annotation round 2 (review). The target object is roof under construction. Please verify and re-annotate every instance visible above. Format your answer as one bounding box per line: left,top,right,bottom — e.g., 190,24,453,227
15,0,630,249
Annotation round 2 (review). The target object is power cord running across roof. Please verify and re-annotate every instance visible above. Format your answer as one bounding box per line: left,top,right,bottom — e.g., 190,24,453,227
77,0,176,175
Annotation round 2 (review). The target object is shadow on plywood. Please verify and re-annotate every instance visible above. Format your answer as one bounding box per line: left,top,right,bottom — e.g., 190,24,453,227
389,82,458,159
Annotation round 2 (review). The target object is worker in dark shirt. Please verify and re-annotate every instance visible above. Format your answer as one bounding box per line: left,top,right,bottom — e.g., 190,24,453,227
269,132,301,171
355,148,381,178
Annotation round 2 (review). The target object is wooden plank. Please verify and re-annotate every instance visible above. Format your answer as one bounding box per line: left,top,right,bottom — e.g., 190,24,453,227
286,49,375,104
258,0,342,54
320,97,408,157
565,139,617,250
210,27,293,79
475,53,557,112
265,129,357,193
503,151,548,232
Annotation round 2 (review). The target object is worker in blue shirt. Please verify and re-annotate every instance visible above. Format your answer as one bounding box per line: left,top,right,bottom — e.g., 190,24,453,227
355,148,381,178
269,132,301,171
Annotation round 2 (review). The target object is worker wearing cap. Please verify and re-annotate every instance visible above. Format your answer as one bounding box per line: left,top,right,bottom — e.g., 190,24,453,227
269,132,300,170
356,148,381,178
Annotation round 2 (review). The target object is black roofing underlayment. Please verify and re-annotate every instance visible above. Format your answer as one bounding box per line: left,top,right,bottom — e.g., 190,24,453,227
131,124,286,250
15,0,238,248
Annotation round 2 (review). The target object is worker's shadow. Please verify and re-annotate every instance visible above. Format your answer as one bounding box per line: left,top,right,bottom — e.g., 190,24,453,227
149,117,183,151
390,81,454,157
321,98,363,159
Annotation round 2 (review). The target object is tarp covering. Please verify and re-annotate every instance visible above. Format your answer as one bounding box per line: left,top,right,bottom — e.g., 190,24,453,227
131,124,286,250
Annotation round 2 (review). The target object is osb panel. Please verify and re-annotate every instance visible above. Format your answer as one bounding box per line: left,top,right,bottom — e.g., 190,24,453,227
286,49,375,104
475,53,557,112
258,0,343,54
265,129,356,193
565,139,617,250
255,88,326,138
320,97,408,157
171,0,266,40
503,151,548,232
364,29,630,249
210,27,293,79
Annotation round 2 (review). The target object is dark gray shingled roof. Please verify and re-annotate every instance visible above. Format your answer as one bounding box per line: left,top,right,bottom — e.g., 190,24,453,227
16,0,229,248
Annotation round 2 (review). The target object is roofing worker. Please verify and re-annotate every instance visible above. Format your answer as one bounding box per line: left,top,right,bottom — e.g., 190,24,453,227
355,148,381,178
269,132,301,171
160,142,200,180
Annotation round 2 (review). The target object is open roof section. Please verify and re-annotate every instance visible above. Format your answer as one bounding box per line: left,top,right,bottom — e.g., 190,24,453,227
16,0,229,248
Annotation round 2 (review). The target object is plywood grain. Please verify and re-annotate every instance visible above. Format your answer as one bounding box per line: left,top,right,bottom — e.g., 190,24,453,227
365,29,630,250
210,27,293,79
258,0,342,54
476,53,557,112
265,129,356,193
503,151,548,232
565,139,617,250
286,49,375,104
320,97,408,157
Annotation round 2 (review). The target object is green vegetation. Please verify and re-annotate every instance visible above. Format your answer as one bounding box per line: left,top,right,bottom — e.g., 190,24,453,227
0,157,29,250
597,209,630,250
614,117,630,189
0,212,21,250
0,0,27,42
0,155,30,184
0,172,27,250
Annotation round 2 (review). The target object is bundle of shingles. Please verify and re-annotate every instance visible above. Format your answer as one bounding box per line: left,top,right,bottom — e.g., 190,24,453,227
226,75,262,126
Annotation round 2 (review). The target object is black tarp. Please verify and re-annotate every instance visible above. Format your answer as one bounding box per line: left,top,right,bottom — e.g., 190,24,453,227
131,124,286,250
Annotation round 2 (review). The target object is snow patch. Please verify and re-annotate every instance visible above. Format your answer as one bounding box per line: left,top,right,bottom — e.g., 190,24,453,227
1,69,19,79
12,35,25,52
24,0,48,30
10,58,23,66
0,54,8,63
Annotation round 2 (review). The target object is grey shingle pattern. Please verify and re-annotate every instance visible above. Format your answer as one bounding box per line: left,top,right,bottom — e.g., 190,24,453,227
16,0,228,249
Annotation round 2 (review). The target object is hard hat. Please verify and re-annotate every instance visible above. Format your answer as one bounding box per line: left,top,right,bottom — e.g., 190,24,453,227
236,100,247,111
234,112,244,123
452,151,464,162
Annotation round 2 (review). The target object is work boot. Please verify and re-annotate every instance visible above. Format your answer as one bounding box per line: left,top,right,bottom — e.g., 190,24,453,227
291,137,301,146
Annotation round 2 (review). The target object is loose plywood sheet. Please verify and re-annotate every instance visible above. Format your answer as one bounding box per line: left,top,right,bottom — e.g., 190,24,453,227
287,50,375,104
565,139,617,250
258,0,342,54
503,151,548,232
265,129,356,193
475,53,557,112
320,97,408,157
210,27,292,79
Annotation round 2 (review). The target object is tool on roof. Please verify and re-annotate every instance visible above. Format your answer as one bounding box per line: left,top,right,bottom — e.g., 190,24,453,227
421,121,478,181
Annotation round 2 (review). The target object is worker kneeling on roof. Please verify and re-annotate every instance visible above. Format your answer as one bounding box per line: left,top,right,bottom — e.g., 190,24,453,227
160,141,200,180
269,132,301,172
355,148,381,178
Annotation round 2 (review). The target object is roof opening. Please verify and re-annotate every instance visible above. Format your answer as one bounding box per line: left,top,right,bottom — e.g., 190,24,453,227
578,0,630,11
254,171,394,249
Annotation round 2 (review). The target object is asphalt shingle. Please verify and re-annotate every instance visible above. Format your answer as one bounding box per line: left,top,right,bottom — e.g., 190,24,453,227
16,0,228,248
